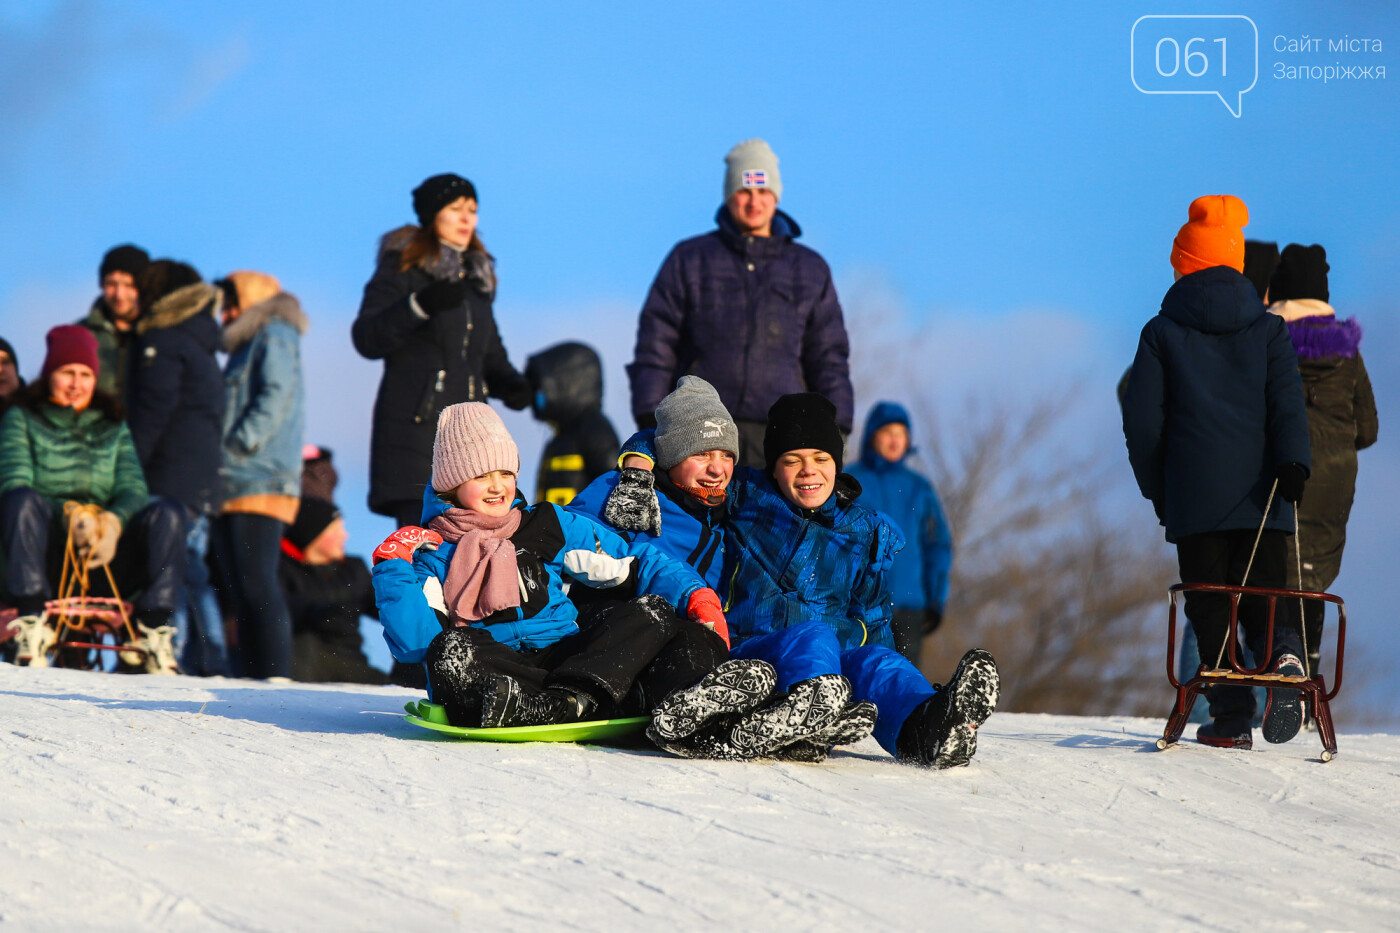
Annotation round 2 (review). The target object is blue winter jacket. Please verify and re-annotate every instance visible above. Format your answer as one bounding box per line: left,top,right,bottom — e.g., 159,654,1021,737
845,402,952,613
1122,266,1311,542
569,468,731,593
628,207,854,431
724,468,903,652
373,484,708,665
220,294,307,502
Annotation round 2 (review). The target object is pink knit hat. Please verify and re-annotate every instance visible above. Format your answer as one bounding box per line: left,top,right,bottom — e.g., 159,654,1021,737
431,403,520,492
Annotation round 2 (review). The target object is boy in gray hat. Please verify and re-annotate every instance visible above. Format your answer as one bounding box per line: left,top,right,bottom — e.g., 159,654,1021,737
627,139,853,466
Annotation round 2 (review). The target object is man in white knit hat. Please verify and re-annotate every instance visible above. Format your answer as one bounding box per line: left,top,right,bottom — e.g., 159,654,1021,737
627,139,854,467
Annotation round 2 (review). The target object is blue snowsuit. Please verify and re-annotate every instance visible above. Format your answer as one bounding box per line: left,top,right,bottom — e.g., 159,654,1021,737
845,401,953,615
373,483,707,680
576,434,937,756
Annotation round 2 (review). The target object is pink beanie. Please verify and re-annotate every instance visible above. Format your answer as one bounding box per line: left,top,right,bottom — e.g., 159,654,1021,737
431,403,520,492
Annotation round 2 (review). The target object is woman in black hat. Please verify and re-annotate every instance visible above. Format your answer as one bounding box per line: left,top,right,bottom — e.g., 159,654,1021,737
352,174,531,529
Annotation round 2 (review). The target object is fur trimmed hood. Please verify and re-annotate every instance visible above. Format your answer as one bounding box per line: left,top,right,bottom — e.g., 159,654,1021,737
1268,297,1334,323
1285,314,1362,360
137,282,222,335
222,292,309,352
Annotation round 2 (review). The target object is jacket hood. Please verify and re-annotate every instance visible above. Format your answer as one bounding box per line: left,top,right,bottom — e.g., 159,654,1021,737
526,342,603,421
1286,315,1362,360
221,292,309,352
715,205,801,242
1159,266,1264,335
418,480,528,525
137,282,222,335
858,400,912,470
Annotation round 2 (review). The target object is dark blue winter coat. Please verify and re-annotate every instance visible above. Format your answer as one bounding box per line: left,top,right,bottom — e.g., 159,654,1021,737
568,467,732,594
724,467,903,651
845,402,952,613
126,283,226,516
372,484,708,664
1122,266,1311,542
627,207,854,431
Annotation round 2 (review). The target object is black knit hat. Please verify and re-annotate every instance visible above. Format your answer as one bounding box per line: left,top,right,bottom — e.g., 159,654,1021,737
1242,240,1280,301
764,393,844,475
1269,243,1330,304
99,244,150,285
412,174,478,228
285,498,341,554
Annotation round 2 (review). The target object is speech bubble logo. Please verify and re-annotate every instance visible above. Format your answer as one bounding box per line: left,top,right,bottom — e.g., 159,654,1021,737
1131,15,1258,117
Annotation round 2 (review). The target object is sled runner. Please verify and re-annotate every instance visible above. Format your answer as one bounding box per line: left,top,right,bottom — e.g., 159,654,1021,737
1156,582,1346,761
403,700,649,743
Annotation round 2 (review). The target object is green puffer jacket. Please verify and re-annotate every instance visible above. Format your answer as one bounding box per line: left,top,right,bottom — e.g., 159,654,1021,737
0,398,149,524
1274,302,1379,591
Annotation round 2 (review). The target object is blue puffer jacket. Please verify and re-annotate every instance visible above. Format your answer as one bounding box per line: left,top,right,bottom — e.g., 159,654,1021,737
373,484,708,665
1122,266,1311,542
845,402,952,613
628,206,854,431
220,293,307,502
725,467,903,651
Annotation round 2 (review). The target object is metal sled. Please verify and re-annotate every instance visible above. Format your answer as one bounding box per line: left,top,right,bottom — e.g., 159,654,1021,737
1157,582,1346,762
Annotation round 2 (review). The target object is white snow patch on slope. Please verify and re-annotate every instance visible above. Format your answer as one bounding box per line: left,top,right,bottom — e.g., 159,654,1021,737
2,665,1397,931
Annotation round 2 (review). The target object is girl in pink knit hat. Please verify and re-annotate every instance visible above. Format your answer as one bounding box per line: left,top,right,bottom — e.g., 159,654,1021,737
370,402,778,735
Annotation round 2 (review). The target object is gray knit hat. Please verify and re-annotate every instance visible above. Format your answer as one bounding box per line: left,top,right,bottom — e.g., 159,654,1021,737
654,376,740,470
723,139,782,202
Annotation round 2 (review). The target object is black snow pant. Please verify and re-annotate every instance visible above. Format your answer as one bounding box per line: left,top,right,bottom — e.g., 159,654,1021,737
426,594,729,725
891,609,924,665
1176,529,1303,721
0,487,185,620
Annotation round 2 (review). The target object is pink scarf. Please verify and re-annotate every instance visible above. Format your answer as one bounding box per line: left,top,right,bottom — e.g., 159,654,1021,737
427,506,523,622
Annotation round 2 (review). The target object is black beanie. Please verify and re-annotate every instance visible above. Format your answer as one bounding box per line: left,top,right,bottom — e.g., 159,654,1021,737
1242,240,1280,301
1269,243,1330,304
285,498,341,554
99,244,151,284
412,174,478,228
764,393,844,475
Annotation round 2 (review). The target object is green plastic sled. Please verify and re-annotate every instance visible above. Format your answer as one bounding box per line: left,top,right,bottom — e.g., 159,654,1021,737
402,700,650,743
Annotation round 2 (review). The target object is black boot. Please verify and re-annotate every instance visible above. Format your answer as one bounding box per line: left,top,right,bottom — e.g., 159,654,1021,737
728,673,850,757
648,659,777,744
774,701,879,763
896,648,1000,769
479,674,597,728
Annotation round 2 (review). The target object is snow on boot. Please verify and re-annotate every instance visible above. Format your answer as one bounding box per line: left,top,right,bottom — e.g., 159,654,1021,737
773,701,879,764
650,715,758,761
1196,716,1253,749
896,648,1000,769
479,675,594,728
1262,652,1306,745
424,630,487,726
728,673,850,758
648,659,777,743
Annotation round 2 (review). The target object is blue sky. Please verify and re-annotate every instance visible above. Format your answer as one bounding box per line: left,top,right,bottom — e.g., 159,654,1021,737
2,1,1396,711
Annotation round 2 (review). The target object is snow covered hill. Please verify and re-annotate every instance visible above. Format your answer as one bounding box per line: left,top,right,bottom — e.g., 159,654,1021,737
2,666,1397,932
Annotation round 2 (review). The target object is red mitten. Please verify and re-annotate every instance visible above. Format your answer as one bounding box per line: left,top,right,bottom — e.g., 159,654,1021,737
372,527,444,566
685,588,730,648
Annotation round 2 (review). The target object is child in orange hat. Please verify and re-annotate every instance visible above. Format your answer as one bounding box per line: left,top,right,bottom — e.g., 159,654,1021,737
1123,195,1312,752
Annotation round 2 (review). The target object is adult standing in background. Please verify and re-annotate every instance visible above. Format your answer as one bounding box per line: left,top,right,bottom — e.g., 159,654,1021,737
214,271,307,679
78,244,150,398
628,139,853,466
0,338,23,415
352,173,531,529
846,401,953,665
1267,244,1378,677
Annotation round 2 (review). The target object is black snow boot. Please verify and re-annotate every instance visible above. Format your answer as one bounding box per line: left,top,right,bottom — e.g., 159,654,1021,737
1261,652,1306,745
479,674,596,728
774,701,879,763
727,673,850,758
896,648,1000,769
647,659,777,744
650,715,756,761
1196,716,1253,749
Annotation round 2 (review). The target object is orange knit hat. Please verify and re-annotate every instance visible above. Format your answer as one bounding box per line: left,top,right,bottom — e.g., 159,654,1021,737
1170,195,1249,276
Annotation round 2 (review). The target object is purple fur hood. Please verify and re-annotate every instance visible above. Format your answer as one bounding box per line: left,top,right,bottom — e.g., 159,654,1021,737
1288,315,1362,360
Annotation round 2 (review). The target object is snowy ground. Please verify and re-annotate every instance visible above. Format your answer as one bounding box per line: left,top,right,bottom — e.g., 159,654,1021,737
2,666,1397,932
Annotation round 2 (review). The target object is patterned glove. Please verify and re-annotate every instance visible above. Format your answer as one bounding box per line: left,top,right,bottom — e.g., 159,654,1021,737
373,526,444,565
603,467,662,535
686,588,730,648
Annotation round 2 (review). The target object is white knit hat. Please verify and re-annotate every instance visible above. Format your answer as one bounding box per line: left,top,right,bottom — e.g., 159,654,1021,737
431,403,520,492
723,139,782,202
